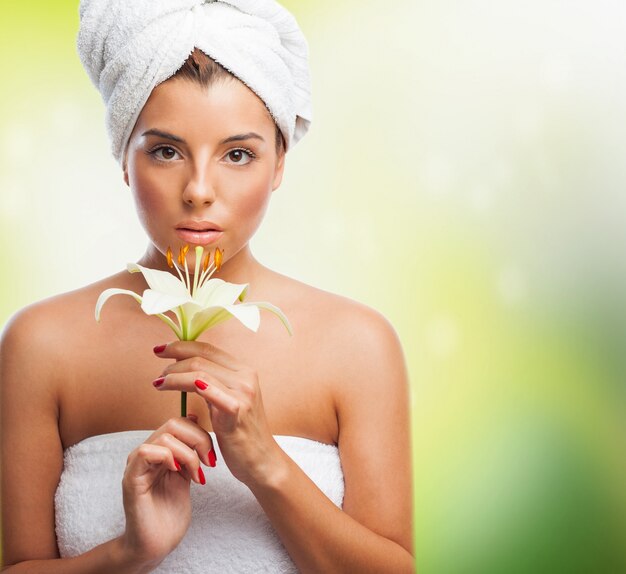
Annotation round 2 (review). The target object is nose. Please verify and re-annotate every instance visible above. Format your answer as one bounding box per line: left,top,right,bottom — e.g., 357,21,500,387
182,164,216,207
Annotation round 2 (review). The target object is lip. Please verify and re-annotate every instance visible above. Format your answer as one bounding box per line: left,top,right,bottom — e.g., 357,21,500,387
175,221,223,246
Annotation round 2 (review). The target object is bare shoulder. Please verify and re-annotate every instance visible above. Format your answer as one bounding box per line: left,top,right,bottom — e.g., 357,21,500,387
2,274,119,336
267,271,407,390
0,272,130,377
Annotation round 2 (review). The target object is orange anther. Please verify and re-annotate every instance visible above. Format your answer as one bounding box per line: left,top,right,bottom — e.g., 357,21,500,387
215,247,223,271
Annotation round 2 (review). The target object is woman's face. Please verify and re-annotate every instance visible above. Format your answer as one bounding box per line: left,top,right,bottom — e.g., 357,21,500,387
123,76,285,273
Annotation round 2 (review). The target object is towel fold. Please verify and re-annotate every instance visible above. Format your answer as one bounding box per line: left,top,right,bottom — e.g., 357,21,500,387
77,0,312,164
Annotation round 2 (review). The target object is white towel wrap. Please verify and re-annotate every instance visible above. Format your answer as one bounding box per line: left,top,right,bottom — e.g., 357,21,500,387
77,0,312,165
55,430,344,573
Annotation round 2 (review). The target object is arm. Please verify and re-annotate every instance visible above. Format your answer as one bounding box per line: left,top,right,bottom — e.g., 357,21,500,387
0,307,140,572
0,307,210,573
249,310,414,573
1,541,152,574
153,308,414,573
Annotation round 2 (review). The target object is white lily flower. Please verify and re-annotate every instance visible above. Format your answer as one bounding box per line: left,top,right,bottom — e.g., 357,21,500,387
95,245,292,341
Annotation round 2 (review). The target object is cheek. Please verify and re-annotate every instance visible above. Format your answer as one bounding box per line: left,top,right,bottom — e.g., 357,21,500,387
241,185,271,216
130,171,171,230
230,177,273,231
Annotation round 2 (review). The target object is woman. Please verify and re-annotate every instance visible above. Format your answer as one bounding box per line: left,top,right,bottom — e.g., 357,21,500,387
0,1,413,572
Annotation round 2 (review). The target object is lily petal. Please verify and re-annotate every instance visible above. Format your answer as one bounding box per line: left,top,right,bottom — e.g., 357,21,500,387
155,312,183,339
95,288,143,321
251,302,293,336
194,279,249,307
127,263,190,298
188,308,233,340
188,304,260,339
223,303,260,331
141,289,192,315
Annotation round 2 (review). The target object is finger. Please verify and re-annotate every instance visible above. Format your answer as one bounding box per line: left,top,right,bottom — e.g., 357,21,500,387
153,372,239,413
158,355,239,387
152,432,207,485
147,417,214,468
125,443,180,481
153,340,241,370
152,373,240,438
194,378,241,418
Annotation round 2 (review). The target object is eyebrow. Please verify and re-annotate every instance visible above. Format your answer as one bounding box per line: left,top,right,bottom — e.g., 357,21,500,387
220,132,265,144
141,129,186,143
141,129,265,145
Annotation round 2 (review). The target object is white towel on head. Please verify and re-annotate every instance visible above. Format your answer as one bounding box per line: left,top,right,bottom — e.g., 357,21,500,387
77,0,312,165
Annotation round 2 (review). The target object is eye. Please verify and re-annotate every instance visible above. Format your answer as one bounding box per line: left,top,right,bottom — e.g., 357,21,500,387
225,148,256,165
149,146,181,162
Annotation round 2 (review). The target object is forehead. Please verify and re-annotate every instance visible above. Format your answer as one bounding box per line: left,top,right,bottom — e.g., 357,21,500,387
134,76,275,136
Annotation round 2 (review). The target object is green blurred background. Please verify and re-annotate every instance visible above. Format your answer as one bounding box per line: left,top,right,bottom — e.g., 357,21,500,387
2,1,626,572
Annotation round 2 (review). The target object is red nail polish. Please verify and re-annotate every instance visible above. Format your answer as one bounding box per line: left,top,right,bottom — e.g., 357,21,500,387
153,377,165,388
195,380,208,390
174,459,182,471
198,466,206,485
153,344,167,354
208,449,217,467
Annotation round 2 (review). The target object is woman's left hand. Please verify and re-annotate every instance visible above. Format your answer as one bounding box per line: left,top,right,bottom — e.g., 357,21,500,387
152,340,285,487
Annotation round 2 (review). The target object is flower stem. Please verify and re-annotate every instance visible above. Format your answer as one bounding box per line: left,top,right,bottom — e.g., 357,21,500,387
181,391,187,417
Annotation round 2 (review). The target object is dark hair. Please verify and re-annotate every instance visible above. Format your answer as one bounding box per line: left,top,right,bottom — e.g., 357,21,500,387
173,48,285,154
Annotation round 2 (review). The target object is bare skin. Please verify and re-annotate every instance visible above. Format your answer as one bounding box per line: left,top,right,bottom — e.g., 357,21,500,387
1,76,414,573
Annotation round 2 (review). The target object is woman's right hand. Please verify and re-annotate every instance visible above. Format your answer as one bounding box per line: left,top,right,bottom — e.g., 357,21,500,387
118,417,214,570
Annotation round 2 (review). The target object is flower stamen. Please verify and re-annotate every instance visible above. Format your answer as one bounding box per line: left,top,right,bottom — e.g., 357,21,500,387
198,260,215,287
192,246,203,296
167,246,187,284
177,245,192,290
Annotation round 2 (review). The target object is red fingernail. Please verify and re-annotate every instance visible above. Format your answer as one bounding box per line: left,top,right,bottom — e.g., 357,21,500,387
195,380,208,390
208,449,217,468
153,377,165,388
153,344,167,354
174,459,182,471
198,466,206,485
